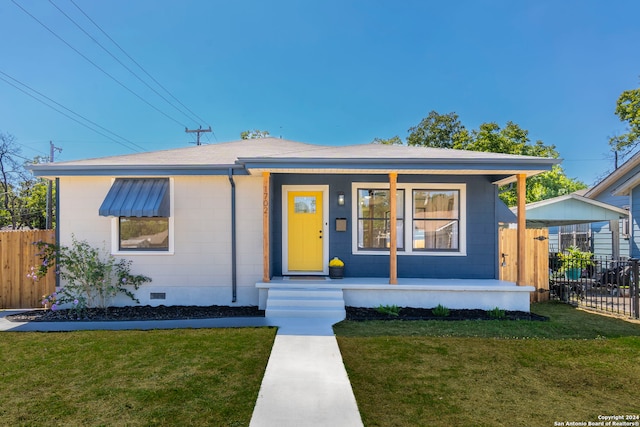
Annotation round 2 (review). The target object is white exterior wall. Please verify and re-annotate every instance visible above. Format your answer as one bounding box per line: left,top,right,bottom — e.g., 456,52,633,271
58,175,264,307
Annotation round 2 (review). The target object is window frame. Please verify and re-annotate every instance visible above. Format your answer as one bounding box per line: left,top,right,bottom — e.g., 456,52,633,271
411,189,461,252
355,188,405,251
351,182,466,256
110,178,175,255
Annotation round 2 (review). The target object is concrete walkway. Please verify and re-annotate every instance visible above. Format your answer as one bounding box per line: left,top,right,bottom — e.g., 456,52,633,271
0,310,364,427
250,318,364,427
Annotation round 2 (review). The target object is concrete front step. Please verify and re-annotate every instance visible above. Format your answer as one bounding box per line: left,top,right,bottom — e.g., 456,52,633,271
265,287,346,320
266,307,347,318
268,288,344,299
267,296,345,308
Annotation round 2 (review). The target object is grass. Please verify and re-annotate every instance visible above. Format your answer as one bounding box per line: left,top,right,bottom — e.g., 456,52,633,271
335,302,640,427
0,327,276,426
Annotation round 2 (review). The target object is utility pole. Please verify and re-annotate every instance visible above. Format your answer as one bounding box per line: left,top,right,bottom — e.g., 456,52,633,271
185,126,212,146
46,141,62,229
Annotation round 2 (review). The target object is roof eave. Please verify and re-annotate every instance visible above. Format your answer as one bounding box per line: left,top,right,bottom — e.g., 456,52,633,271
28,163,247,178
585,150,640,198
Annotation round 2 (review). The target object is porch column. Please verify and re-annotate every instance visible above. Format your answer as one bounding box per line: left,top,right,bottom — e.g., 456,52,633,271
262,172,270,282
517,174,526,286
389,172,398,284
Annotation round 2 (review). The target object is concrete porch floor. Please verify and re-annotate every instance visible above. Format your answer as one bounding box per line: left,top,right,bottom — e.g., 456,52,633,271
257,277,535,312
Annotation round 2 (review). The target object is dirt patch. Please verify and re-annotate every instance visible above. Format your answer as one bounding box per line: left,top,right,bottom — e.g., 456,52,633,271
346,306,548,321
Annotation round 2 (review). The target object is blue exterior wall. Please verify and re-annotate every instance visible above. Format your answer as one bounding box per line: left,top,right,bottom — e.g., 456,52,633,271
270,173,499,280
632,186,640,258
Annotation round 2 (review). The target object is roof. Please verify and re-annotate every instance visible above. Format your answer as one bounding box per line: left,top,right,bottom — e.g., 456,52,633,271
511,192,628,227
585,150,640,199
29,138,559,183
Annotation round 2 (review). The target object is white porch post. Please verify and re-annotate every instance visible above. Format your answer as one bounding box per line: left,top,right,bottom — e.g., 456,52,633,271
262,172,270,282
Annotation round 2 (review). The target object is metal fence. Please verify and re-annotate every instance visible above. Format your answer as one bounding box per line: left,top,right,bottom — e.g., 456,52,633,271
549,255,640,319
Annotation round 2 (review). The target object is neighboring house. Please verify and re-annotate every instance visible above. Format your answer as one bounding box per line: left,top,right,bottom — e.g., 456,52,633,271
584,150,640,258
30,138,558,314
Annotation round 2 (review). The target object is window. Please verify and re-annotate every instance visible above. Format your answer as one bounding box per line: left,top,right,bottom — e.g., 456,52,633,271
559,223,590,252
100,178,174,254
352,182,466,256
357,189,404,250
412,190,459,250
119,217,169,251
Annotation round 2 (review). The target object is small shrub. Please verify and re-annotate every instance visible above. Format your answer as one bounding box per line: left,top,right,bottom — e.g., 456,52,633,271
487,307,506,319
30,236,151,310
432,304,450,317
376,304,401,317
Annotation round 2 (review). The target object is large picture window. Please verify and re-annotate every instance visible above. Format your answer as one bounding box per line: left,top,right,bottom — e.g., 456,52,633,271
412,190,459,250
119,217,169,251
357,189,404,250
352,182,466,256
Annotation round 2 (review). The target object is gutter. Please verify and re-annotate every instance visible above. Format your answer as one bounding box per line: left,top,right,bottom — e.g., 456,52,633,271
228,168,237,303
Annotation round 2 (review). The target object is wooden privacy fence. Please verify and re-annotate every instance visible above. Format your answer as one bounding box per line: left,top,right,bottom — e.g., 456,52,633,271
499,227,549,303
0,230,56,309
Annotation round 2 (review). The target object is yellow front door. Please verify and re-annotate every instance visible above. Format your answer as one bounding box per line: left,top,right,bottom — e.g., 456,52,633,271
288,191,324,271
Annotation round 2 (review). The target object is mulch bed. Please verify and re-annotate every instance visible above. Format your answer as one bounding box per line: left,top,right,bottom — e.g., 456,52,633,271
346,307,549,321
5,305,265,322
6,305,548,322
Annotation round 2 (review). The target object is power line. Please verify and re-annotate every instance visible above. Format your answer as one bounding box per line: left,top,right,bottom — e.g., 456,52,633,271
1,70,146,151
49,0,205,128
11,0,189,129
0,71,145,152
68,0,213,130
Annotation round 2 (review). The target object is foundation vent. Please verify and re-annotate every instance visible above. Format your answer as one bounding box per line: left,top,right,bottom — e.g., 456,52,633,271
150,292,166,300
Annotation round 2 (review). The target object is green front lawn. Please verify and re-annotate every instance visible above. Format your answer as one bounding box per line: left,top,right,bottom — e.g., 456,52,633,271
0,328,276,426
335,302,640,427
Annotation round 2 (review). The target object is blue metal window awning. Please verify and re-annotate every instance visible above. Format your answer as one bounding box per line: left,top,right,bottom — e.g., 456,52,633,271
99,178,170,217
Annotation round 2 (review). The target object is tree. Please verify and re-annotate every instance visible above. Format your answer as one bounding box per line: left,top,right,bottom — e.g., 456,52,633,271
406,111,471,149
240,129,271,139
609,85,640,154
0,132,30,229
371,112,586,205
0,132,50,229
468,121,558,157
371,136,403,145
499,165,587,206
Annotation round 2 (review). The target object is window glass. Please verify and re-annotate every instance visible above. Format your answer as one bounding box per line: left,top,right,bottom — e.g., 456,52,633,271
357,189,404,250
294,196,316,213
412,190,459,250
120,217,169,251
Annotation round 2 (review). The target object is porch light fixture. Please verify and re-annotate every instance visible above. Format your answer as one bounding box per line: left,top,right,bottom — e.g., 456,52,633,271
337,192,345,206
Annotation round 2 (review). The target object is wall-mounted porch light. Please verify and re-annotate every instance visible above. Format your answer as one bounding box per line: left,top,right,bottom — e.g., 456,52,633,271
337,191,345,206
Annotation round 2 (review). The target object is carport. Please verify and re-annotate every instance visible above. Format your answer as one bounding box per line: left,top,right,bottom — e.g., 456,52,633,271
511,192,629,257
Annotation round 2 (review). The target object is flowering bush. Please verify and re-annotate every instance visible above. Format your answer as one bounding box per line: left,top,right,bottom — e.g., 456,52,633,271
328,257,344,268
30,236,151,310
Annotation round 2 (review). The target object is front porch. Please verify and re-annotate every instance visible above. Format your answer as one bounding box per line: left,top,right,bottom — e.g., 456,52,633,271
256,278,534,317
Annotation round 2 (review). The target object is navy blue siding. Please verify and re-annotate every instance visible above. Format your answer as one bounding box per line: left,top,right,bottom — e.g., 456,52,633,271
270,174,499,280
632,186,640,258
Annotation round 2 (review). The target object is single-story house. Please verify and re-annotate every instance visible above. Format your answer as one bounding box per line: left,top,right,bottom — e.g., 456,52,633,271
30,138,559,316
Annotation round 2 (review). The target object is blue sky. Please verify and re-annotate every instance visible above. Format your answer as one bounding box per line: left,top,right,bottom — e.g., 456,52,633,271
1,0,639,186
